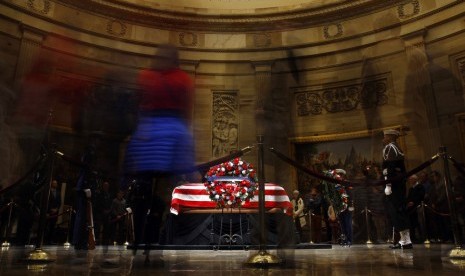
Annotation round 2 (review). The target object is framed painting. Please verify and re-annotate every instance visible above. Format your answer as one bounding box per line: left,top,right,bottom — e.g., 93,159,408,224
290,126,407,195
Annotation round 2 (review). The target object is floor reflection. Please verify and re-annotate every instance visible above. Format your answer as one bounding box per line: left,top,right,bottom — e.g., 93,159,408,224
0,244,464,275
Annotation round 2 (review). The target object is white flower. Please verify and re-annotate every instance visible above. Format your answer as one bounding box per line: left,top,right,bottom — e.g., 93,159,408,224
227,200,232,205
221,167,226,172
242,170,247,175
239,161,243,166
229,161,234,167
215,195,220,199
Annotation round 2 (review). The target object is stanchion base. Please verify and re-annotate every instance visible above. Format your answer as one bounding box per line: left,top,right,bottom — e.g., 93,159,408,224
2,241,10,247
63,242,71,247
366,240,372,244
25,248,54,263
424,240,430,244
449,247,465,259
246,250,282,266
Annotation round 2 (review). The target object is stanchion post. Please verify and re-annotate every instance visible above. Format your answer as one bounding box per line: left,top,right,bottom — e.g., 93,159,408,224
26,143,56,263
308,211,313,244
124,213,130,247
420,201,430,244
390,227,395,244
246,135,281,265
64,207,72,247
364,206,372,244
439,146,465,259
1,200,15,248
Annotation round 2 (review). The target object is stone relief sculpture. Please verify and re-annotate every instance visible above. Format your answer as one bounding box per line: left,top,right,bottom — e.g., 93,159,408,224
212,91,238,157
294,77,388,117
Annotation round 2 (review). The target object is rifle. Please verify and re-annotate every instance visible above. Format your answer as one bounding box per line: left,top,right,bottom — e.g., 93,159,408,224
84,189,96,250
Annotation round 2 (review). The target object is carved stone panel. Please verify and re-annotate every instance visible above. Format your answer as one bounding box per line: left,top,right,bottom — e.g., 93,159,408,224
294,77,388,117
212,90,238,157
449,52,465,95
253,33,271,48
53,73,140,134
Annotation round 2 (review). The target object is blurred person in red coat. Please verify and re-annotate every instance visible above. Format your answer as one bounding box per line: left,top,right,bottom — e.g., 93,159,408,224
123,44,195,254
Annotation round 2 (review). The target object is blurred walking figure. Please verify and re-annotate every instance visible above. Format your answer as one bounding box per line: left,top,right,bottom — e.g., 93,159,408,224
306,187,324,243
123,44,195,256
110,191,127,245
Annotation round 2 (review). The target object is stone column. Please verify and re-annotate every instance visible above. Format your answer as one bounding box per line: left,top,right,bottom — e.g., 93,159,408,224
14,25,47,89
402,30,442,161
253,61,275,182
180,60,199,132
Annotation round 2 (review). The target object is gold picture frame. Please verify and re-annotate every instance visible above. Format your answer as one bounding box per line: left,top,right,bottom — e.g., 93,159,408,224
288,125,408,193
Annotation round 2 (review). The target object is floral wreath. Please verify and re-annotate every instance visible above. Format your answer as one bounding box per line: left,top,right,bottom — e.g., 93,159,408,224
204,158,258,208
321,169,349,214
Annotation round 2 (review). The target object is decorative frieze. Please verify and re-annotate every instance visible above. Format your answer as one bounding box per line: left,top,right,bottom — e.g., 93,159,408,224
449,52,465,95
397,0,420,19
294,77,388,117
55,74,139,133
253,33,271,48
27,0,52,15
456,58,465,94
323,23,343,40
212,90,239,158
179,32,198,47
106,20,127,37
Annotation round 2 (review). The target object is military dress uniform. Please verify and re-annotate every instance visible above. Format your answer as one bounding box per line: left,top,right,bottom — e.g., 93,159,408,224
382,129,412,249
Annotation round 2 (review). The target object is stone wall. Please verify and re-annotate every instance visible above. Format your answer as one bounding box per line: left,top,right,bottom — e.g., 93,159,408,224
0,0,464,192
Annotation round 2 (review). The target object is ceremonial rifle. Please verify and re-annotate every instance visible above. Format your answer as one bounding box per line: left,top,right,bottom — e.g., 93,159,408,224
84,189,96,250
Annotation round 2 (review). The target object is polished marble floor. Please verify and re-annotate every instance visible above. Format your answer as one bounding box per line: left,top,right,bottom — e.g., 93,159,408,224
1,244,464,275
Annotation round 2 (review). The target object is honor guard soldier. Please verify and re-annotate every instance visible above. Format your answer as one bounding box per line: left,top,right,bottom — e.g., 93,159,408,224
382,129,413,249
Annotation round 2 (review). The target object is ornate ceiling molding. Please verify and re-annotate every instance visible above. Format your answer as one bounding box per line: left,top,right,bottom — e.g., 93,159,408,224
57,0,406,32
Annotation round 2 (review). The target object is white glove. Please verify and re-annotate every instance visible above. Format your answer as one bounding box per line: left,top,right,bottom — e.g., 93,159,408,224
384,184,392,196
382,168,388,176
348,206,355,212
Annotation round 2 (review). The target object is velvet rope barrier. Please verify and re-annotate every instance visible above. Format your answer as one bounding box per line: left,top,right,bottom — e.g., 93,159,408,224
195,146,253,175
0,154,47,196
269,147,440,187
449,156,465,177
46,208,73,220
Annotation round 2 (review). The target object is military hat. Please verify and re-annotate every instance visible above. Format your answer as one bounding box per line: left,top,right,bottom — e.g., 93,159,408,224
383,129,400,136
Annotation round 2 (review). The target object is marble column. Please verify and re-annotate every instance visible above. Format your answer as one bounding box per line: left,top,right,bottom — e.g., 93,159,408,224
402,30,442,161
180,60,199,132
14,25,46,89
253,61,275,182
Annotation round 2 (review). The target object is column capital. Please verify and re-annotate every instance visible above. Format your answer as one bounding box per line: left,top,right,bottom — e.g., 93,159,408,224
252,61,274,73
401,29,427,49
19,24,48,44
180,60,199,74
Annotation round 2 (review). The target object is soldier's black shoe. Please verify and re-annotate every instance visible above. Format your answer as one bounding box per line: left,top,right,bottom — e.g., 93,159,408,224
390,243,413,249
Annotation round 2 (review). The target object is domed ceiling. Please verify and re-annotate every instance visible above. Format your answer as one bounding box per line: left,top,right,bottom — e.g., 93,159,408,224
59,0,405,31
